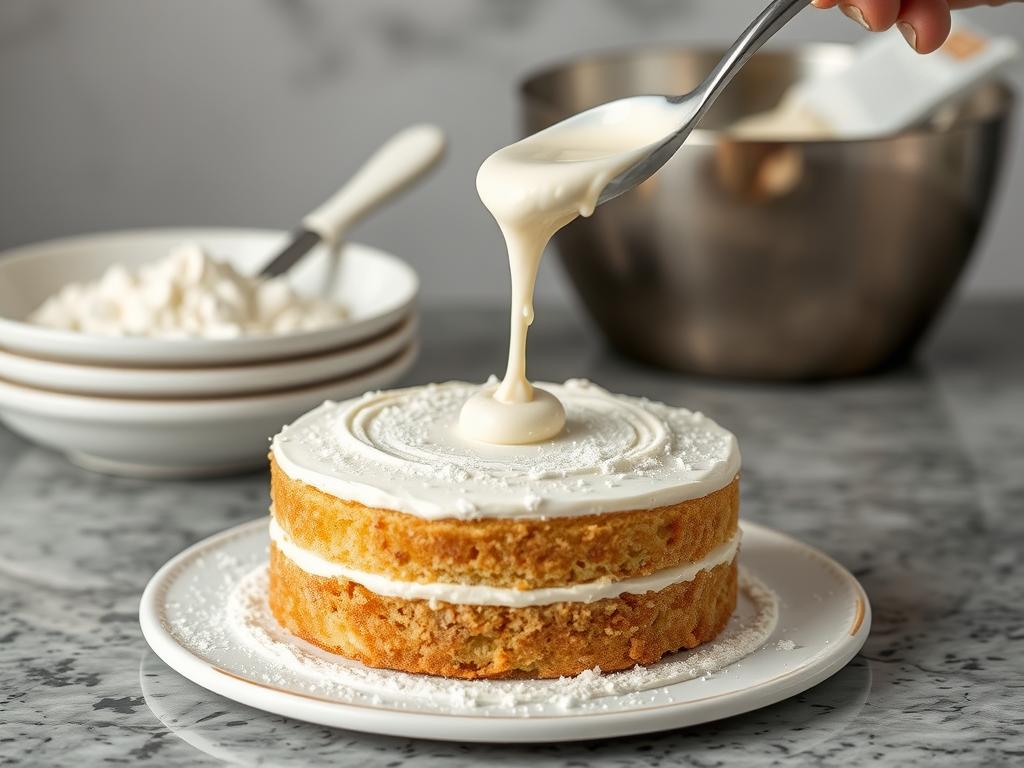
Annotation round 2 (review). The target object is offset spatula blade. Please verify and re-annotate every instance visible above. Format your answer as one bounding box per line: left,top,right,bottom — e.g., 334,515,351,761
259,229,322,278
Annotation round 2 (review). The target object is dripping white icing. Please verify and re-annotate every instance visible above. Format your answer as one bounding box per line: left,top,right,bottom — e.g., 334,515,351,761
460,97,683,445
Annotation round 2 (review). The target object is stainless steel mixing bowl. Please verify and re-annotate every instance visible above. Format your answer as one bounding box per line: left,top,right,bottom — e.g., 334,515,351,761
521,47,1013,379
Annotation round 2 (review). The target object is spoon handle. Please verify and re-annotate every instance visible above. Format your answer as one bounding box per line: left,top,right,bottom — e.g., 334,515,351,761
678,0,812,119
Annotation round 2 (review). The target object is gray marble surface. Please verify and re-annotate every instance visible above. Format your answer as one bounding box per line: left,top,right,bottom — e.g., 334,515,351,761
1,302,1022,767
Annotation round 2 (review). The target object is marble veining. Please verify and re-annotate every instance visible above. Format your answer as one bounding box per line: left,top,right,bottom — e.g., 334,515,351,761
1,303,1022,767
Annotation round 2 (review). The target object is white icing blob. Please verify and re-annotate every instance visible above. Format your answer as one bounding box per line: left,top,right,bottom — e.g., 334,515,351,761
458,383,565,445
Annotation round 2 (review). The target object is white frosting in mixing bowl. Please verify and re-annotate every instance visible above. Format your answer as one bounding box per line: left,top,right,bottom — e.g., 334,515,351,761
271,379,740,521
727,96,834,140
28,242,347,339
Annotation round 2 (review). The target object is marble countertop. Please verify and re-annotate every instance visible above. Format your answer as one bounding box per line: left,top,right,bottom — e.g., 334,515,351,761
1,302,1021,767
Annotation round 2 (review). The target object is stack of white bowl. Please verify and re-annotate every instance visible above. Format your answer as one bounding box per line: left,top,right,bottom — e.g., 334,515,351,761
0,229,419,477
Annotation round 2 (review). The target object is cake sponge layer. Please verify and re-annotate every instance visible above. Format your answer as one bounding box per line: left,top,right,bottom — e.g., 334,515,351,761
268,543,738,680
272,457,738,589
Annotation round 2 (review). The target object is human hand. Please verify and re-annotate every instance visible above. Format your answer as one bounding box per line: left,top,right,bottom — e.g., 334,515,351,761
811,0,1020,53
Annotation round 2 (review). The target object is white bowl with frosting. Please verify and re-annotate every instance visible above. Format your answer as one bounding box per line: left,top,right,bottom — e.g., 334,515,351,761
0,229,418,366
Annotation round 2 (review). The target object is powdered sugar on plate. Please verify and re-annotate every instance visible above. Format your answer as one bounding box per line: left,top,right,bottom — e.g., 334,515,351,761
143,518,870,737
163,528,779,717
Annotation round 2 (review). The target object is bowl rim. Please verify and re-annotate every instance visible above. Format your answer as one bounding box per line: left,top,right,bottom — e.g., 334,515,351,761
0,340,418,422
0,314,418,398
0,227,420,365
0,312,417,374
518,42,1015,146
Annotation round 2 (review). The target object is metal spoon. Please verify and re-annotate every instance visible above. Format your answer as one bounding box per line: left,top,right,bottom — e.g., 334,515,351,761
260,124,446,277
594,0,812,207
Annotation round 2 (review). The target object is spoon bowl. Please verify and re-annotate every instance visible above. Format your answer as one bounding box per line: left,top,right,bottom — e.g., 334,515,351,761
593,0,812,207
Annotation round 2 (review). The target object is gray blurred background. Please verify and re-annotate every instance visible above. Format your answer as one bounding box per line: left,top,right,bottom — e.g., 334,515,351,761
1,0,1021,305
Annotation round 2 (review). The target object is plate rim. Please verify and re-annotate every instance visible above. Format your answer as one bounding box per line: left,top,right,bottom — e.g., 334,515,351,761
139,517,871,743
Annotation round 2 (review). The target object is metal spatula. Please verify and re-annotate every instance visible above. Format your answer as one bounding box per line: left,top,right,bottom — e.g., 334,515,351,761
261,124,446,277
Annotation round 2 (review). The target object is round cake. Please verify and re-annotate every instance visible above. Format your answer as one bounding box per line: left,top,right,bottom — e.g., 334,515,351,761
268,379,741,680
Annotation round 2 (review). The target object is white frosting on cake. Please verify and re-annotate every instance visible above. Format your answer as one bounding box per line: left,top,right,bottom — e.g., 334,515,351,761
271,379,740,521
270,517,740,607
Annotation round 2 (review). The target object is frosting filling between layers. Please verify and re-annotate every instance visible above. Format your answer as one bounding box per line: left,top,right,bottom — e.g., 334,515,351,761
271,379,741,521
269,517,741,607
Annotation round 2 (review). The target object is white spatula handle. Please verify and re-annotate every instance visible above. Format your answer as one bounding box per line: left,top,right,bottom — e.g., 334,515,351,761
303,124,446,249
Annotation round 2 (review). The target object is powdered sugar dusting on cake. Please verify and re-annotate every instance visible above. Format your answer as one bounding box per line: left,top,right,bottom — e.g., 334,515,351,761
271,380,740,520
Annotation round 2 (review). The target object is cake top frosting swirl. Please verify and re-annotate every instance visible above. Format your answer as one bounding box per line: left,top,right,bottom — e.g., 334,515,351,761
271,379,740,521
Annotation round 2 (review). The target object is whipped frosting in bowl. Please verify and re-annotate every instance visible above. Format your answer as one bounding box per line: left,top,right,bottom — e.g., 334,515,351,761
271,379,740,521
29,242,347,339
0,229,419,366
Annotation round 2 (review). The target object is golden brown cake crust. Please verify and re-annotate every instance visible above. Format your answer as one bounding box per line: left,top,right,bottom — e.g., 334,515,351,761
268,543,738,679
271,456,739,589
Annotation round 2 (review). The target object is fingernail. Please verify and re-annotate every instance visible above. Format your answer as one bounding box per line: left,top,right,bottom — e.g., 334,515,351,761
898,21,918,51
840,4,871,30
811,0,830,7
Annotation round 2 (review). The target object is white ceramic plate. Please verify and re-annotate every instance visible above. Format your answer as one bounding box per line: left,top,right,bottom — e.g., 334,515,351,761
0,314,417,398
0,229,418,366
139,518,871,743
0,342,417,478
